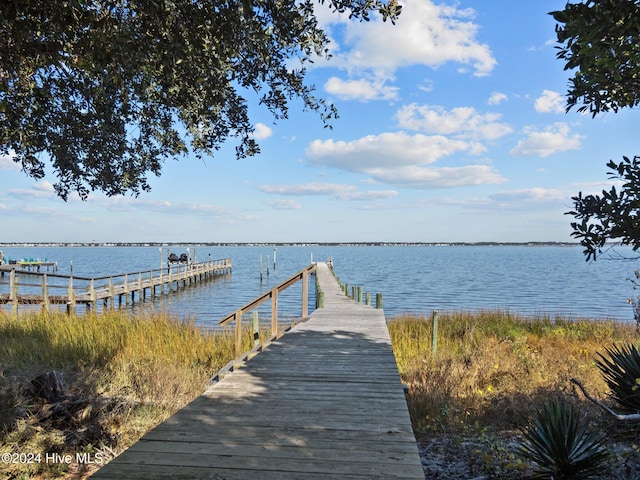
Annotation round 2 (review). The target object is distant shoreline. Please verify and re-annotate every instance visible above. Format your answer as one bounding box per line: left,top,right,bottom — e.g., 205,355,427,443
0,241,580,248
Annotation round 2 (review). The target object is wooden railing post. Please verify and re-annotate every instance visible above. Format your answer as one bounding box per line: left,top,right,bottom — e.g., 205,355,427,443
235,310,243,357
108,277,115,309
252,311,260,346
271,288,279,336
42,274,49,311
9,270,18,316
124,274,129,305
89,279,97,310
67,276,76,313
302,269,309,317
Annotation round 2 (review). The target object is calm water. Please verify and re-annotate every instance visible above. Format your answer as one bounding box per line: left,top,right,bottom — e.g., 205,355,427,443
1,245,638,326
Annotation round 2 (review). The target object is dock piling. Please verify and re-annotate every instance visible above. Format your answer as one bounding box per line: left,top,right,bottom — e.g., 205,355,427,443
432,310,439,354
1,258,232,315
376,293,383,309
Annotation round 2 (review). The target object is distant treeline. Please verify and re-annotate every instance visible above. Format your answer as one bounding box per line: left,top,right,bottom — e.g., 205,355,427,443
0,241,579,248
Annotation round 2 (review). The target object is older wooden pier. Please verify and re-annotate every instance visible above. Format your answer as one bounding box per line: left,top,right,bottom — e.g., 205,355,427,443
0,258,231,313
90,262,424,479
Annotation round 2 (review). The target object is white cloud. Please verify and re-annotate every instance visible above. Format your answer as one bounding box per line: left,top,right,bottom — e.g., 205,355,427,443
305,130,508,189
9,181,56,199
99,196,258,223
20,205,62,219
566,180,624,196
418,79,435,93
489,187,568,204
251,122,273,140
259,183,356,196
306,132,471,171
320,0,496,77
264,199,301,210
103,197,172,212
341,189,398,200
258,182,398,201
434,187,570,213
324,75,399,101
510,123,583,158
535,90,565,114
366,165,506,188
181,203,237,215
0,154,19,171
488,92,508,106
396,104,512,140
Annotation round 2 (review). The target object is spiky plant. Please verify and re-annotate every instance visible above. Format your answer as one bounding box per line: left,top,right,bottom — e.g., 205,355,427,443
595,343,640,413
520,401,609,479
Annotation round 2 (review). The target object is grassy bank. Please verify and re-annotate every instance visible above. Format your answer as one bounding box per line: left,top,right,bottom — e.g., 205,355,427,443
2,309,639,479
388,311,640,478
0,309,248,479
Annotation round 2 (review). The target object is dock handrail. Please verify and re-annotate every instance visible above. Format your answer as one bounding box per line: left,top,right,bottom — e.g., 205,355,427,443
0,258,232,313
0,258,231,282
219,262,317,356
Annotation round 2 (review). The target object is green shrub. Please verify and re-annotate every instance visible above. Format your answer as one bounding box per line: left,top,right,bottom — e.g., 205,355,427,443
520,400,609,479
595,343,640,413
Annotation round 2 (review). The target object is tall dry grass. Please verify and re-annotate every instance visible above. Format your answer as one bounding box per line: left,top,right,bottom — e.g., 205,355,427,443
0,309,246,479
388,311,639,433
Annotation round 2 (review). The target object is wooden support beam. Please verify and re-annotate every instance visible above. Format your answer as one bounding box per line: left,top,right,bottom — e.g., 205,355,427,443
271,288,279,336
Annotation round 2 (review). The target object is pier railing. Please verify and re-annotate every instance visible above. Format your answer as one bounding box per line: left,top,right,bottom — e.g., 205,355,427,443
0,258,231,313
219,263,317,357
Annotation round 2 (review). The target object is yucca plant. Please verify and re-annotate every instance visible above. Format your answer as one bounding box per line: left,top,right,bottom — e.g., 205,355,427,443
520,400,609,479
595,343,640,413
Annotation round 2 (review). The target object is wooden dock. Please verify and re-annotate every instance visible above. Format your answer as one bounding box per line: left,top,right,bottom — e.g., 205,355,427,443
89,262,424,479
0,258,231,313
0,260,58,273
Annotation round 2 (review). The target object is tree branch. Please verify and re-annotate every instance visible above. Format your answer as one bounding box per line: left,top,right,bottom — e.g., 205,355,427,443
571,378,640,421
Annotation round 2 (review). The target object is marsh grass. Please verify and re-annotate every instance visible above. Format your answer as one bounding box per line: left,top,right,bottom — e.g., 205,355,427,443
388,311,640,478
389,311,638,429
0,309,259,479
2,308,638,479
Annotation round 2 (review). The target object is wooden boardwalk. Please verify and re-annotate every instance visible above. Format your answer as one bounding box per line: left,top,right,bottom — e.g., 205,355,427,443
90,262,424,479
0,259,231,312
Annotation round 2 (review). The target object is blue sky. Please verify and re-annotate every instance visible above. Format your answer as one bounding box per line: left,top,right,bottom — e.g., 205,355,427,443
1,0,637,243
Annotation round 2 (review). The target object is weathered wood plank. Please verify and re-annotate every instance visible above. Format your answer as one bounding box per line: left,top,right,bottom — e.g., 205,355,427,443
89,262,424,479
123,439,422,465
142,425,418,449
95,450,421,478
90,463,414,480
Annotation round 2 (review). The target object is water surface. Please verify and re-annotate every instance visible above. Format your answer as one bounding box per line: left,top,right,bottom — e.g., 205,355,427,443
1,245,637,326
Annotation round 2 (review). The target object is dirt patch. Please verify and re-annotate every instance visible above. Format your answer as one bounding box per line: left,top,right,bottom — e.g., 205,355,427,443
416,428,640,480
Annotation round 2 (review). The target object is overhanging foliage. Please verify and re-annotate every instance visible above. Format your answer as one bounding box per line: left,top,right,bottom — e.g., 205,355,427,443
0,0,401,200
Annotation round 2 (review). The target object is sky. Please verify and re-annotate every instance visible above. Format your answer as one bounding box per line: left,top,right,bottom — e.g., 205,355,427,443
1,0,638,244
